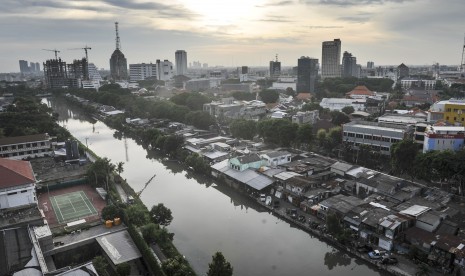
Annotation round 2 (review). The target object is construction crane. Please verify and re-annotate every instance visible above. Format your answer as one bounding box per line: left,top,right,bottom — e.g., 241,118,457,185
461,34,465,74
68,45,92,61
136,173,156,198
42,49,61,59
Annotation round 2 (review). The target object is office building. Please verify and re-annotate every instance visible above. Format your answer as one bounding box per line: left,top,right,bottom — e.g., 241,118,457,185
297,57,318,93
156,59,174,81
0,133,53,160
19,60,29,74
321,39,341,79
269,55,281,79
342,51,357,78
428,99,465,126
367,61,374,69
175,50,188,76
343,121,412,155
397,63,409,79
423,126,465,153
129,63,157,81
110,22,128,80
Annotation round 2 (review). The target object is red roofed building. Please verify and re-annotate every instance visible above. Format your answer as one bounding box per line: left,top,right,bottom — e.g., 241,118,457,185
346,85,375,100
0,158,37,210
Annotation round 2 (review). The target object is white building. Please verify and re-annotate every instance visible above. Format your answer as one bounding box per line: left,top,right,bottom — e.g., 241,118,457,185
0,133,53,160
272,77,297,91
129,63,157,81
292,111,319,125
320,98,366,112
423,125,465,153
156,59,174,81
175,50,188,76
88,63,102,82
0,158,37,210
400,78,436,90
260,151,292,167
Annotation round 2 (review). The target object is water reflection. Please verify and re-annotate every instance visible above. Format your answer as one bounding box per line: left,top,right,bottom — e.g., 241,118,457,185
43,97,387,276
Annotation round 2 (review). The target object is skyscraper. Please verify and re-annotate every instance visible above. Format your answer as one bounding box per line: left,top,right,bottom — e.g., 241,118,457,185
321,39,341,79
269,54,281,79
19,60,29,73
342,51,357,78
297,57,318,93
109,22,128,80
43,58,68,89
175,50,188,76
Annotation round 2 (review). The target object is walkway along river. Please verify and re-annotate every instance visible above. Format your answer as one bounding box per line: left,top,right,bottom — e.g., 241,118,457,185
44,97,386,276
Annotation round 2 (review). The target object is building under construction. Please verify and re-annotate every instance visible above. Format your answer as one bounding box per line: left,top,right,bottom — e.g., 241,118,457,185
43,58,68,89
110,22,128,80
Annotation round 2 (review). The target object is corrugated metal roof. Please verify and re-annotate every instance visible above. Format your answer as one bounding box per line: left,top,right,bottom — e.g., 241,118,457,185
96,230,141,265
211,160,273,190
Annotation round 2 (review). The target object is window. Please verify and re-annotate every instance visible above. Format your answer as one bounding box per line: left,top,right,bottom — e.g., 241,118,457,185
343,132,347,136
356,133,363,139
454,117,457,121
7,192,17,196
21,190,27,193
373,136,381,141
382,137,390,142
348,132,355,137
446,108,451,112
18,145,23,149
364,135,372,140
446,116,449,120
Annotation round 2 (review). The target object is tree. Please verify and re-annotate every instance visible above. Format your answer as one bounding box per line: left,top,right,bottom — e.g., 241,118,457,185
162,256,194,276
93,256,108,276
259,90,279,103
341,106,355,115
185,111,214,130
391,139,419,177
86,157,115,188
301,102,322,112
140,223,158,243
296,124,313,145
101,205,122,221
207,252,233,276
316,129,327,147
116,162,124,176
126,204,150,226
150,203,173,226
185,92,210,110
415,263,430,276
330,111,350,126
116,262,131,276
230,119,256,140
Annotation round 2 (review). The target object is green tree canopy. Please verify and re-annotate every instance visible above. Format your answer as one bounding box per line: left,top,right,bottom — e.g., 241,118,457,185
391,139,419,176
231,91,256,101
150,203,173,226
330,111,350,126
207,252,233,276
126,203,150,226
185,111,215,130
341,106,355,115
116,262,131,276
259,90,279,104
230,119,257,140
296,124,313,145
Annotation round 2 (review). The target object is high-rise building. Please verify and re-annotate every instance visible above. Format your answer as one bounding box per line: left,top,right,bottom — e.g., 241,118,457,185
342,51,357,78
175,50,188,76
109,22,128,80
43,58,68,89
397,63,409,79
297,57,318,93
19,60,29,74
88,63,102,82
269,54,281,79
156,59,174,81
367,61,374,69
321,39,341,79
129,63,158,81
67,58,89,82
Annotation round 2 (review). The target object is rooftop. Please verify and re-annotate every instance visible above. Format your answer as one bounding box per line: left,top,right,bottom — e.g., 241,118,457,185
0,159,36,190
96,230,142,265
0,133,50,146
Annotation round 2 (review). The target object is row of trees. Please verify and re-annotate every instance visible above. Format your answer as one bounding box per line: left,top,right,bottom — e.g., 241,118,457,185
0,97,70,140
66,88,215,130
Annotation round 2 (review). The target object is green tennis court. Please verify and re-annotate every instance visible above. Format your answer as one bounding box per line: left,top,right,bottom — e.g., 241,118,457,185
51,191,98,224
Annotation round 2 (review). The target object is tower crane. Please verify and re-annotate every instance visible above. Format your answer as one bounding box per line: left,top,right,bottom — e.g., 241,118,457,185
42,49,61,59
68,45,92,61
136,174,156,198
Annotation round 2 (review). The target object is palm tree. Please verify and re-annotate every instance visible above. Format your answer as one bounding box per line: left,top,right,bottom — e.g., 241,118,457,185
116,162,124,176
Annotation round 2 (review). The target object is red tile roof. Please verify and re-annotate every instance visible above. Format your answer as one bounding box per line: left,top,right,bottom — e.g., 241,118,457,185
296,93,312,100
0,158,35,190
346,85,374,97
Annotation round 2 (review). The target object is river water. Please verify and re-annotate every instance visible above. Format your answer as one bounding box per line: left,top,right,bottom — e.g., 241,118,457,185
44,97,384,276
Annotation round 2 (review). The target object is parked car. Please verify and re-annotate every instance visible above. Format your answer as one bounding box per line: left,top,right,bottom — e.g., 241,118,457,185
298,215,306,222
260,194,266,202
265,196,272,206
368,250,385,259
289,209,297,219
381,257,398,265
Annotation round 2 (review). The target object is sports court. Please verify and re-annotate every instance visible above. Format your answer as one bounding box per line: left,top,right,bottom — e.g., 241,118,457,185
50,191,98,224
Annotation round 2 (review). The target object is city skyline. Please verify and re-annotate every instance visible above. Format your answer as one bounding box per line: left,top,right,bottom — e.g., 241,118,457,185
1,0,464,73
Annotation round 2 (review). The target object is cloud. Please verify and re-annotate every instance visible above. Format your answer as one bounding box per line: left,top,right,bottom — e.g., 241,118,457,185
301,0,413,6
257,15,295,23
337,12,373,23
0,0,105,13
101,0,197,19
306,25,344,29
256,0,294,7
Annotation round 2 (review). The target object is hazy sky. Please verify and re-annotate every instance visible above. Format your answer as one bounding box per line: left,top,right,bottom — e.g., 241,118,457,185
1,0,464,72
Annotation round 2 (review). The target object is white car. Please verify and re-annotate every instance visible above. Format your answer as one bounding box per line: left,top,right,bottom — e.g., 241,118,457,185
265,196,272,206
260,194,266,202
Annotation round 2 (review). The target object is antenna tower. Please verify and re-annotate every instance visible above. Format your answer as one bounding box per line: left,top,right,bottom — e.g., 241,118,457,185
115,22,121,50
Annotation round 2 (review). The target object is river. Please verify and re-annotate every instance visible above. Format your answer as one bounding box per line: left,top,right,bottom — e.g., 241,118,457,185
44,97,385,276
